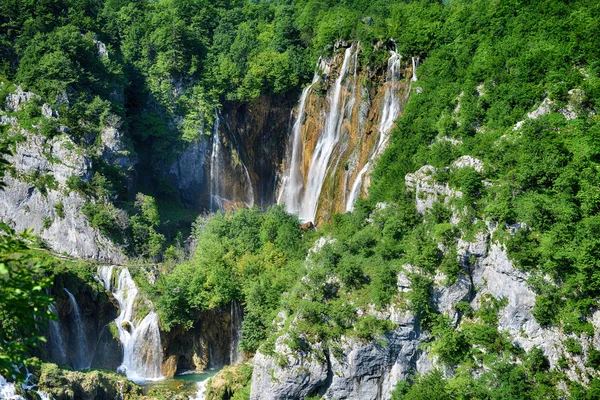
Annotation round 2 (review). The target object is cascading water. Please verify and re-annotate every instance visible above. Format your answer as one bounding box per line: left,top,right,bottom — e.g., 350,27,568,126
36,391,52,400
0,375,24,400
299,46,355,222
63,289,90,370
189,379,209,400
345,163,369,212
345,50,403,212
278,74,319,213
229,301,243,365
47,304,68,366
97,266,164,382
209,112,222,212
242,163,255,208
412,56,419,82
97,265,114,291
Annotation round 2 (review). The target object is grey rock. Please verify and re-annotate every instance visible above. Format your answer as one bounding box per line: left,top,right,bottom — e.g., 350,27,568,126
405,165,462,215
250,336,329,400
250,306,426,400
432,272,471,323
168,138,211,209
5,86,38,112
452,156,484,173
0,176,125,263
42,103,57,119
99,116,137,170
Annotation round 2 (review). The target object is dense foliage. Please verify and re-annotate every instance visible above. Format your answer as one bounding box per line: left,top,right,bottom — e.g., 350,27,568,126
2,0,600,398
0,147,53,380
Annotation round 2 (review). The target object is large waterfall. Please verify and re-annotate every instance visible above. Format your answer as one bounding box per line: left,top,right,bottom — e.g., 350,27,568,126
345,50,403,212
298,45,356,222
63,288,90,370
278,44,410,221
277,74,319,214
97,266,164,382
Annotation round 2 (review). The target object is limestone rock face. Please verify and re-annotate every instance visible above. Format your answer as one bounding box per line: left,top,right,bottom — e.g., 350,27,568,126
1,89,127,263
99,116,137,171
250,309,426,400
5,86,38,111
167,138,211,210
0,175,124,263
405,165,461,215
250,337,329,400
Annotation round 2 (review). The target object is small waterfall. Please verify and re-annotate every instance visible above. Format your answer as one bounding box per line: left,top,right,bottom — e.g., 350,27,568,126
411,56,419,82
278,74,319,213
121,312,163,381
345,162,369,212
0,375,24,400
63,289,90,370
97,265,114,291
189,379,209,400
36,391,53,400
104,268,164,382
299,45,355,222
209,112,222,212
378,51,402,147
229,301,243,365
48,304,68,366
346,51,402,212
242,163,255,208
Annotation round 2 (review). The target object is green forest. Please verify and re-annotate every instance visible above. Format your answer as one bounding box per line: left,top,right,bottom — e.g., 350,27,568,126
2,0,600,399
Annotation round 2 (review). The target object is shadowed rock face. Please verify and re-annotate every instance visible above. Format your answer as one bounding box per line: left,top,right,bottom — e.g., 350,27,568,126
42,273,120,370
167,94,296,213
161,305,236,377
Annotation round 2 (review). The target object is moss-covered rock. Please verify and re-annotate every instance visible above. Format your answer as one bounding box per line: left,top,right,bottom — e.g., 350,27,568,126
37,363,142,400
205,363,253,400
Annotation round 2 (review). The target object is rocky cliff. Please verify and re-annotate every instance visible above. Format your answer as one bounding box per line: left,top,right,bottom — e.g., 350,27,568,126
0,85,133,263
248,156,600,399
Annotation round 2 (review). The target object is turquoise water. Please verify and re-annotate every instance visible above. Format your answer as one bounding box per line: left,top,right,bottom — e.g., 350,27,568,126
141,369,221,397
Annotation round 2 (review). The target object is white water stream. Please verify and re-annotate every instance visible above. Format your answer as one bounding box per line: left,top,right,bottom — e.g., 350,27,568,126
345,50,403,212
97,266,164,382
298,45,355,222
209,112,223,212
63,288,90,370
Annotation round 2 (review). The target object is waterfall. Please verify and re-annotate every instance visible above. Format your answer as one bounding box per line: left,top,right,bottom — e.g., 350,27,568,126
345,162,369,212
230,301,243,365
209,112,222,212
189,379,209,400
97,265,114,291
36,391,52,400
98,267,163,382
48,304,68,366
121,312,163,381
378,51,402,148
345,51,402,212
63,289,90,370
412,56,419,82
113,268,163,381
242,163,255,208
278,74,319,213
0,375,24,400
299,45,355,222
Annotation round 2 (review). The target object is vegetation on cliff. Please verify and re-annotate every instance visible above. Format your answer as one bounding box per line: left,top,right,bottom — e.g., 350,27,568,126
2,0,600,399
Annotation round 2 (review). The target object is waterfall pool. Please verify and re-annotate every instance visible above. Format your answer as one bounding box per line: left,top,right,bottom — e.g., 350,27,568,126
139,369,220,399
